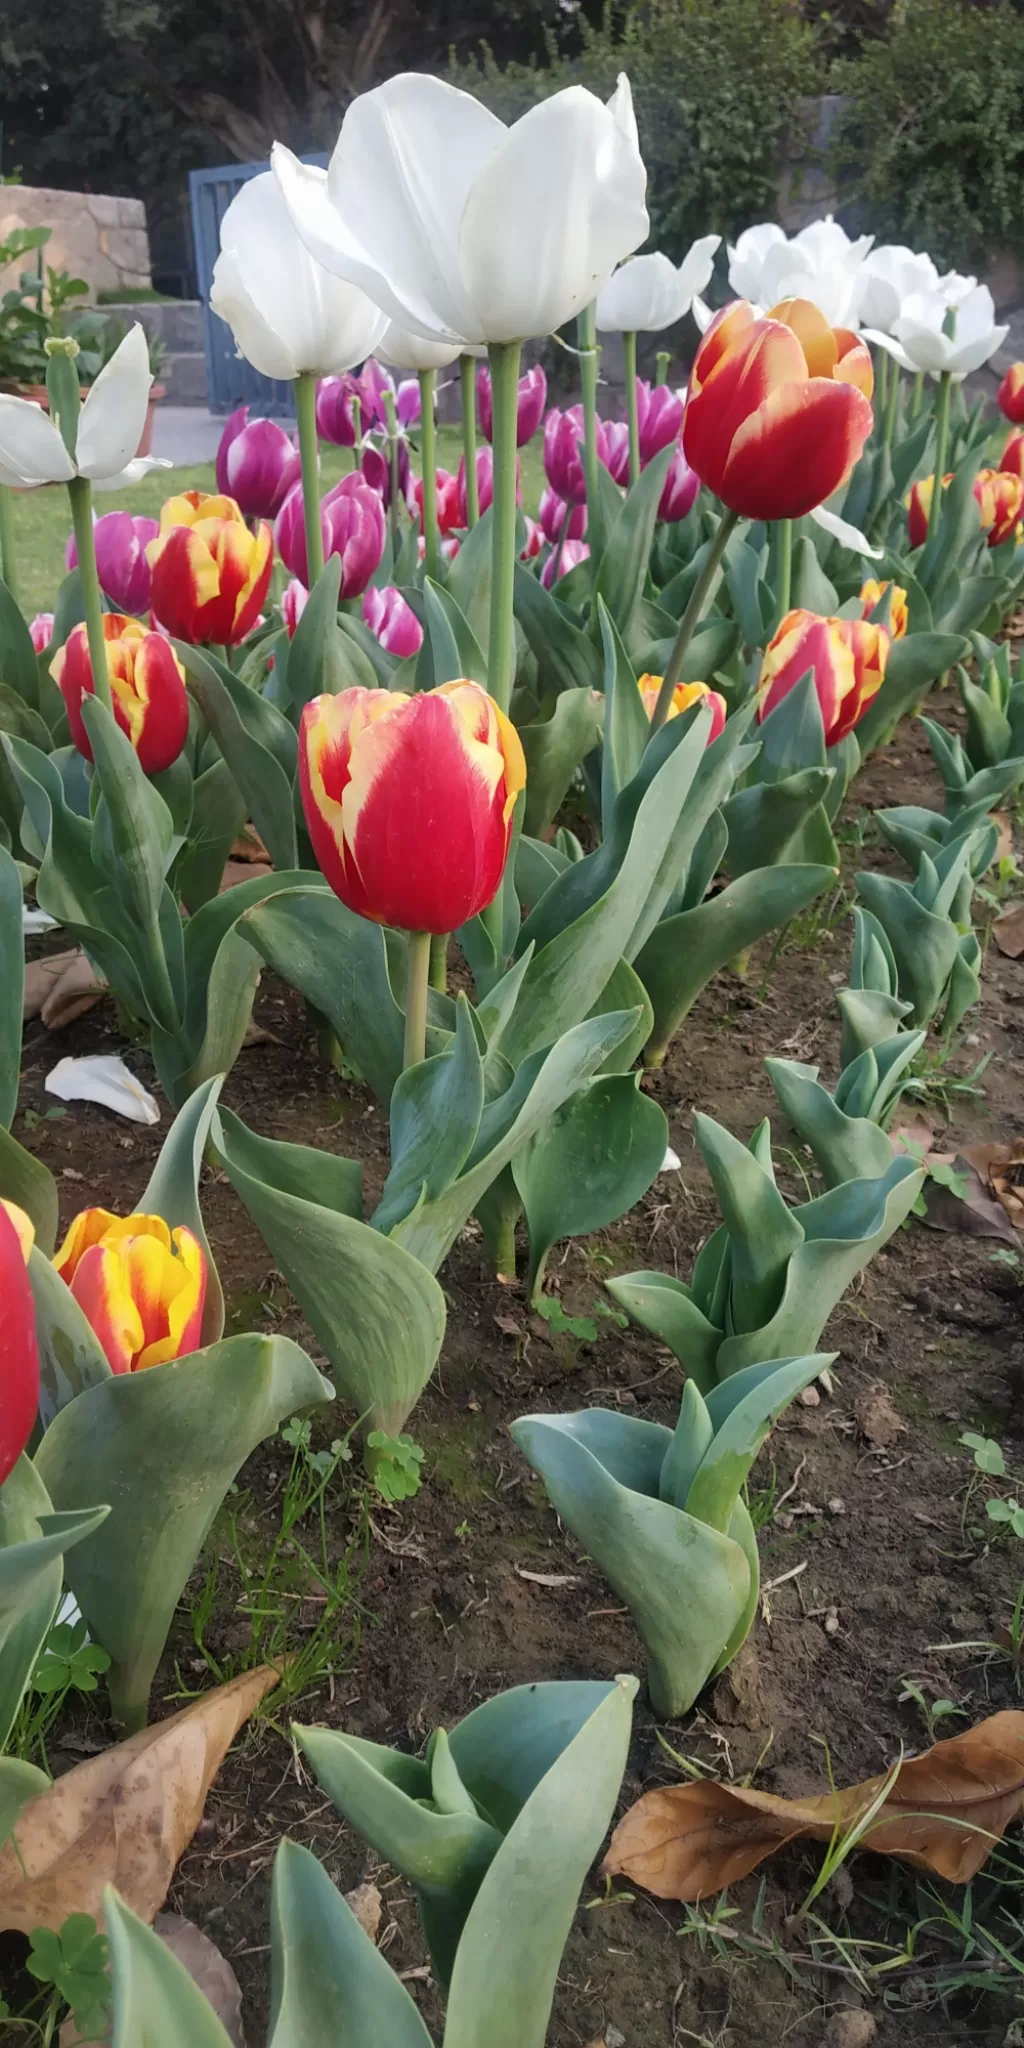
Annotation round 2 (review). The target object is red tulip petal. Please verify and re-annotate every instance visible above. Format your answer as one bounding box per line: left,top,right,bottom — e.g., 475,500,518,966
0,1200,39,1485
721,378,873,521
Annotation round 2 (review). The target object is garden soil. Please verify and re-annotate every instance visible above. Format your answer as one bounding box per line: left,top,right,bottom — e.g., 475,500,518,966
4,697,1024,2048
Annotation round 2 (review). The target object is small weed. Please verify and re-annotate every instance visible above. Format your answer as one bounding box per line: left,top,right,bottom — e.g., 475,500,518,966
365,1430,425,1503
9,1617,111,1772
534,1293,626,1342
991,1247,1023,1285
0,1913,111,2043
745,1461,778,1532
20,1107,67,1130
902,1045,992,1115
897,1676,966,1743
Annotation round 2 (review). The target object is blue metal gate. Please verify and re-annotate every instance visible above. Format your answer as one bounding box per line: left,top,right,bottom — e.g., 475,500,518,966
189,156,328,416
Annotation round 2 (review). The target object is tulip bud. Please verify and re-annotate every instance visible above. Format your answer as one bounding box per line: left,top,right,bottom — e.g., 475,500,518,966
396,378,421,428
298,681,526,934
0,1198,39,1487
543,405,609,505
998,362,1024,426
477,362,548,446
282,579,308,638
539,487,586,545
215,404,249,495
860,578,908,639
1002,431,1024,485
637,674,726,741
636,380,684,462
356,359,395,428
51,614,190,774
361,437,412,511
905,474,950,549
975,466,1024,548
316,375,361,447
455,447,521,527
275,474,386,596
658,447,699,523
520,517,542,560
148,491,273,646
53,1207,207,1375
603,421,631,487
757,608,889,745
362,584,424,659
412,469,462,538
29,612,54,653
541,537,590,587
66,511,161,617
218,415,301,521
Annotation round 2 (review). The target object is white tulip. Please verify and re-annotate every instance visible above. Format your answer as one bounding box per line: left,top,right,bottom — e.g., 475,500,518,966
0,326,166,490
863,284,1008,381
273,70,649,348
727,221,787,304
376,322,463,373
935,268,978,309
595,236,720,334
210,171,387,379
728,215,872,330
856,245,940,333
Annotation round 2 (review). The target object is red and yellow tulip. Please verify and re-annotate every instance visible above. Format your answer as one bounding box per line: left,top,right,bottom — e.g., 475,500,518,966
1001,431,1024,485
637,675,727,742
682,298,874,521
147,491,272,646
974,466,1024,548
860,578,908,640
51,614,190,774
998,362,1024,426
0,1199,39,1484
53,1208,207,1376
757,607,889,746
299,681,526,935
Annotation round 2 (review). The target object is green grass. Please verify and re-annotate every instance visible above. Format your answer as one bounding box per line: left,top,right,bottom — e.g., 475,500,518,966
10,423,547,618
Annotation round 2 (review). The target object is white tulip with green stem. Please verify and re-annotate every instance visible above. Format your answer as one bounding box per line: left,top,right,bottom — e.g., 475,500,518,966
862,283,1008,542
596,239,720,487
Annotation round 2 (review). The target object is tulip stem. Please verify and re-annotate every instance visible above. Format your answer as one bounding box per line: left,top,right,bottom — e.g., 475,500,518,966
655,351,670,388
876,348,889,416
382,389,402,567
649,507,740,736
429,931,449,993
486,338,522,713
0,484,18,603
67,476,112,712
623,330,641,489
927,370,953,543
294,372,324,588
774,517,793,627
403,930,431,1070
911,370,925,420
884,363,901,448
576,302,604,568
419,369,440,581
460,355,480,527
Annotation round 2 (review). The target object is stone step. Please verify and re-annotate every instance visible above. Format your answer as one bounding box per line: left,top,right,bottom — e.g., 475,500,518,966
160,351,209,405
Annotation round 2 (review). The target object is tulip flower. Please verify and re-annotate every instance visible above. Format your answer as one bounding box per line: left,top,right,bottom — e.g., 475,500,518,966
596,239,721,335
457,448,493,525
757,608,888,745
355,360,395,429
299,681,526,1061
520,517,542,560
274,74,648,350
541,537,590,587
0,1198,39,1487
864,285,1008,381
362,584,424,658
148,491,273,646
906,470,1015,549
53,1207,207,1376
637,673,726,740
544,405,610,505
860,578,908,639
396,378,421,428
210,172,386,379
315,375,362,447
856,246,941,334
66,510,161,616
636,380,685,462
0,326,160,492
282,579,308,638
999,364,1024,427
602,421,631,487
727,218,872,331
539,487,586,545
975,467,1024,548
377,320,461,380
477,363,548,446
29,612,54,653
1002,431,1024,485
275,473,385,596
682,299,874,522
361,437,411,511
210,411,300,522
658,446,700,523
412,469,462,538
52,615,189,773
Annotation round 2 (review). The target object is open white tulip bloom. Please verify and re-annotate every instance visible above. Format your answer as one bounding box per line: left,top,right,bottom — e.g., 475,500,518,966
935,268,978,309
727,216,871,329
0,326,165,490
595,236,720,334
273,71,649,347
864,284,1008,380
376,321,464,373
856,245,940,333
210,171,387,378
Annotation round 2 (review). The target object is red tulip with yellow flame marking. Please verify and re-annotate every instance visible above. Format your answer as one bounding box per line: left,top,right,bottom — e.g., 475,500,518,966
682,298,873,521
757,608,889,746
299,681,526,935
53,1208,207,1376
0,1199,39,1485
974,466,1024,548
1002,431,1024,485
636,675,726,743
147,491,272,646
860,578,908,640
51,614,189,774
998,362,1024,426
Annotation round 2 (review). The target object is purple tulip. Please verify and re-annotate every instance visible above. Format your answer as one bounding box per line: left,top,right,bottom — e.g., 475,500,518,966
539,487,586,545
215,404,249,495
316,376,361,448
65,510,160,616
282,579,309,638
603,421,631,487
543,405,609,505
636,381,685,463
356,359,395,429
218,415,302,521
363,584,424,659
275,474,386,596
361,437,411,511
396,379,421,428
658,446,700,523
541,538,590,588
477,362,548,446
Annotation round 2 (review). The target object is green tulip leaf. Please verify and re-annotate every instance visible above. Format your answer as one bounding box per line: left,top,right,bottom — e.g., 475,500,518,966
598,596,650,827
177,759,247,914
0,575,43,710
0,1124,59,1256
0,1455,110,1748
446,1679,618,1833
421,579,488,689
658,1379,714,1511
79,695,182,1035
855,633,968,757
513,562,602,698
520,688,602,840
855,869,961,1028
0,842,23,1130
685,1353,830,1531
512,1073,668,1300
595,442,676,639
0,1757,50,1847
722,768,836,876
268,1841,435,2048
180,642,298,873
141,1075,225,1346
604,1270,721,1394
374,999,485,1235
765,1055,897,1189
694,1112,805,1335
286,555,346,708
241,885,408,1105
105,1888,237,2048
29,1243,113,1428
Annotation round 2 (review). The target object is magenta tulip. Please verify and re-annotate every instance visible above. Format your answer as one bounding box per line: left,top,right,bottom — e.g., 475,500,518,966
361,437,412,511
316,376,361,447
455,447,520,527
282,579,308,638
362,584,424,658
396,379,421,428
636,381,685,463
539,487,586,545
603,421,631,487
541,538,590,588
477,362,548,447
658,446,700,523
218,415,301,520
215,404,248,495
356,360,394,429
543,405,610,505
275,474,386,596
66,511,160,616
29,612,54,653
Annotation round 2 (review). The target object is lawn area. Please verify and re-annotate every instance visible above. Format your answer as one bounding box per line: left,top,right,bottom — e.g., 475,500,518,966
10,423,547,618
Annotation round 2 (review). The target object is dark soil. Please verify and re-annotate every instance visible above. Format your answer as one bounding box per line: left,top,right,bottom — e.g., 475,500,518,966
7,699,1024,2048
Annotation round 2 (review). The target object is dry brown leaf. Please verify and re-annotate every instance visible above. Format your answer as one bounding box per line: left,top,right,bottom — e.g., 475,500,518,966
231,826,270,863
220,859,273,892
920,1156,1020,1245
345,1880,383,1943
0,1665,280,1935
602,1710,1024,1900
24,950,108,1029
993,902,1024,959
992,811,1014,864
961,1140,1024,1232
856,1386,903,1448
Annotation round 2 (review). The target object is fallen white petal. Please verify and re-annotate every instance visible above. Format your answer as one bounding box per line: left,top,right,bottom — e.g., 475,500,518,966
22,905,58,935
45,1054,160,1125
810,505,883,560
660,1146,682,1171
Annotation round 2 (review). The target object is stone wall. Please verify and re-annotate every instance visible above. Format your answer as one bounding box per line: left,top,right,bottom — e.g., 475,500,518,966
0,186,151,299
